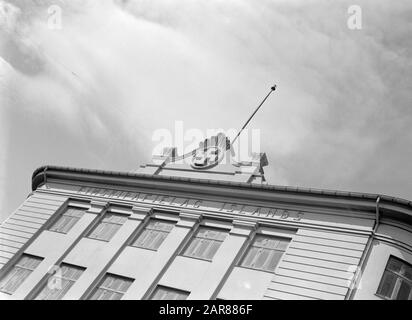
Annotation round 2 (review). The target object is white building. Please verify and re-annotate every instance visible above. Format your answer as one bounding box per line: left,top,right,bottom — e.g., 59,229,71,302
0,134,411,300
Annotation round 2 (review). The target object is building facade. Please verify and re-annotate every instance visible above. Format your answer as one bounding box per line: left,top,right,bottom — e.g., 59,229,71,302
0,134,411,300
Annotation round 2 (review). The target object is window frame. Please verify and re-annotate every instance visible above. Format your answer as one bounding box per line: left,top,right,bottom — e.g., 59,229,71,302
86,212,129,242
180,225,230,262
48,206,86,234
130,218,176,251
238,233,291,274
376,255,412,300
33,263,85,300
0,254,43,295
88,273,134,300
149,285,190,300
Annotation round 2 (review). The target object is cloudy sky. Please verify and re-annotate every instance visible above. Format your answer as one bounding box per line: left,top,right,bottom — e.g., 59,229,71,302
1,0,411,222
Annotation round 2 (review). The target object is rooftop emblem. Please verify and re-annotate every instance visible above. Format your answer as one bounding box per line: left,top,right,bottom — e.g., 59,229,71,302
190,133,229,170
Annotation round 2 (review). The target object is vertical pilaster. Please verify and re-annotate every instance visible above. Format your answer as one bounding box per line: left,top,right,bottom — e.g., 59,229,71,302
122,210,202,299
188,220,256,300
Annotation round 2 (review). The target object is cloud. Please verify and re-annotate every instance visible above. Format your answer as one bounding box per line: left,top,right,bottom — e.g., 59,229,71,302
1,0,412,222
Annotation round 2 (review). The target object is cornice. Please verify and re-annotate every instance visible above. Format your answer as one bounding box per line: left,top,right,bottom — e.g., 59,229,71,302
31,165,412,227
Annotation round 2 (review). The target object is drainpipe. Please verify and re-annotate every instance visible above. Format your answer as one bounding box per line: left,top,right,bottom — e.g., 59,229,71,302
346,196,380,300
43,166,48,188
375,196,380,230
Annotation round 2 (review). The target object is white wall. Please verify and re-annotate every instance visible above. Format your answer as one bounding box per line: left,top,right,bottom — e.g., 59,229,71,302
353,223,412,300
217,267,273,300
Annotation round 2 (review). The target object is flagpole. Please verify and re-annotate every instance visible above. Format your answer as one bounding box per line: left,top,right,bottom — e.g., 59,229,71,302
231,84,277,146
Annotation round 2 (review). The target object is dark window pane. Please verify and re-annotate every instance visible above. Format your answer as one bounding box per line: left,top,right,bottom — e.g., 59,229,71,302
377,271,397,298
396,280,411,300
387,258,402,273
401,264,412,281
377,257,412,300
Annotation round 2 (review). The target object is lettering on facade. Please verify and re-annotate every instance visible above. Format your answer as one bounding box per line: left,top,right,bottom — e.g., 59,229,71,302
75,186,304,222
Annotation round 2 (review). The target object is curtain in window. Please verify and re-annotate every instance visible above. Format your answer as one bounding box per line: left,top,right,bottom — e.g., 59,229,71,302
397,280,412,300
0,255,42,294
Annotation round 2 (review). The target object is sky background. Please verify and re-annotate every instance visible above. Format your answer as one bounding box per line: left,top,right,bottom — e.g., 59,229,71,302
0,0,411,222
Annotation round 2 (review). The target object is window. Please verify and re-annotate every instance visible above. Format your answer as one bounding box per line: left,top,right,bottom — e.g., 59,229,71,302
87,213,128,242
240,235,290,273
89,274,134,300
377,256,412,300
150,286,189,300
182,227,228,261
131,219,175,250
0,254,43,295
49,207,85,234
34,264,85,300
